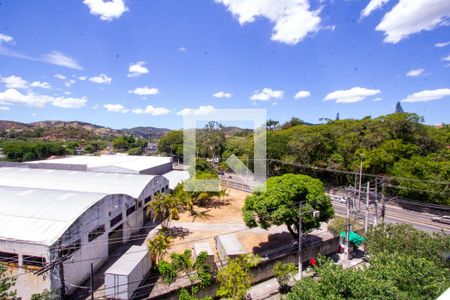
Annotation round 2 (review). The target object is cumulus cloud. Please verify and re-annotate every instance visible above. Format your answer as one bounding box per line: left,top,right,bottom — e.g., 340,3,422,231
78,76,87,81
128,61,149,77
216,0,322,45
129,86,159,96
132,105,170,116
443,55,450,62
324,87,381,103
88,74,112,85
406,68,425,77
401,88,450,103
0,88,85,108
360,0,389,19
435,41,450,48
64,80,76,88
373,97,383,102
376,0,450,44
0,33,14,45
103,103,129,113
1,75,51,90
54,74,67,80
0,106,10,111
178,47,188,52
176,105,215,116
83,0,128,21
41,51,83,70
213,91,232,98
294,90,311,99
250,88,283,101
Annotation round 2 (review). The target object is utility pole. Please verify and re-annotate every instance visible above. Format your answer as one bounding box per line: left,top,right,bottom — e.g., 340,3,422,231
90,263,94,300
298,201,303,279
374,179,378,226
58,240,66,299
365,181,370,233
381,178,386,223
357,156,363,212
345,196,351,260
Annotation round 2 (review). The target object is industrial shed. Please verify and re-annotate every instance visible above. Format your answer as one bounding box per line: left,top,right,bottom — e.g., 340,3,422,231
28,154,173,175
0,168,169,299
162,170,191,190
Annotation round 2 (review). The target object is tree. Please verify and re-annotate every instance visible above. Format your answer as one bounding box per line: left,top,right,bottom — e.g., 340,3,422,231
147,193,183,228
395,101,404,113
158,130,184,157
31,289,56,300
158,249,213,298
265,119,279,131
0,265,16,299
147,231,172,263
327,216,363,236
335,112,340,121
273,261,296,291
216,254,260,300
197,121,225,159
243,174,334,240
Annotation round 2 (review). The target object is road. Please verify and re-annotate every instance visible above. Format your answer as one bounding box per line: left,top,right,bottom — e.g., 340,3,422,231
332,201,450,233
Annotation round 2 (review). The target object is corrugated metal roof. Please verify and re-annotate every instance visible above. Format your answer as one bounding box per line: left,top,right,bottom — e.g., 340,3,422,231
29,155,172,173
162,170,191,190
0,167,159,199
105,245,149,276
0,186,109,246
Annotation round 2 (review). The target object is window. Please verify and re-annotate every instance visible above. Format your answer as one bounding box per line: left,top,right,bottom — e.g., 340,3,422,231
110,213,123,228
166,184,169,191
23,255,46,268
138,201,143,208
144,196,152,204
0,251,18,266
126,204,136,216
88,224,105,242
60,239,81,257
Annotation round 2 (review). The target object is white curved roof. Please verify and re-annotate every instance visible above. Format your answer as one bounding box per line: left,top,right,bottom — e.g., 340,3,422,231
0,167,160,199
163,170,191,189
0,186,109,246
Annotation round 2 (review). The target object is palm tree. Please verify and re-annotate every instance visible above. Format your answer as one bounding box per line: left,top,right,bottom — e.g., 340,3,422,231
147,193,181,228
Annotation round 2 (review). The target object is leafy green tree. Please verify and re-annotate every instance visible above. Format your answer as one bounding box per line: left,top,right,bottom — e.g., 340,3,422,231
158,130,184,156
0,265,16,299
147,193,182,228
243,174,334,240
273,262,296,291
265,119,279,131
158,250,213,298
147,231,173,263
216,254,260,300
31,289,56,300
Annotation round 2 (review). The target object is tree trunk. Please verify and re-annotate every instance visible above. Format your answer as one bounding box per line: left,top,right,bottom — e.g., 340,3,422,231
286,224,298,240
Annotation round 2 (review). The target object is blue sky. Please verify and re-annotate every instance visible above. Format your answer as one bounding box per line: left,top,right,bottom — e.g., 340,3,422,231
0,0,449,129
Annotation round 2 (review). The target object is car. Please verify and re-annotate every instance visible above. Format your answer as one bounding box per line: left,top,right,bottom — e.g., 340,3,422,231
431,215,450,225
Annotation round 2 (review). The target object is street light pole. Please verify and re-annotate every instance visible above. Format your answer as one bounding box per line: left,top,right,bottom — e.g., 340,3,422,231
357,155,363,212
298,201,303,279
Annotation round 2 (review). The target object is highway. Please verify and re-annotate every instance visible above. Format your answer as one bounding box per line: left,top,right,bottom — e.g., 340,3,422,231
332,201,450,234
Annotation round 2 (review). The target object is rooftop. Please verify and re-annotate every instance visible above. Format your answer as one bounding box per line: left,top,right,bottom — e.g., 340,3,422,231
162,170,191,190
0,167,159,199
105,245,149,276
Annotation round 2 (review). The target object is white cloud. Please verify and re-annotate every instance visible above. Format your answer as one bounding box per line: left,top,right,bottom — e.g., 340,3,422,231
324,87,381,103
52,97,87,108
128,61,149,77
103,103,129,113
376,0,450,44
132,105,170,116
360,0,389,19
216,0,322,45
0,76,51,90
83,0,128,21
443,55,450,61
88,74,112,85
213,91,232,98
0,33,14,45
78,76,87,81
129,86,159,96
406,68,425,77
0,75,28,89
41,51,83,70
178,47,187,52
373,97,383,102
0,106,10,111
64,80,76,87
435,41,450,48
250,88,283,101
294,90,311,99
54,74,67,80
401,88,450,103
176,105,215,116
0,88,86,108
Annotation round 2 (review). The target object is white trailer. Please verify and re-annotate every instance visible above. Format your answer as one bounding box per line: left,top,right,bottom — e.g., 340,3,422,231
215,234,246,266
104,245,151,300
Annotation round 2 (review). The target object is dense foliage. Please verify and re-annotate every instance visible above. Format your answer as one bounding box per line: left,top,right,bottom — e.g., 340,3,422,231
243,174,334,239
285,224,450,300
0,265,16,299
1,140,66,161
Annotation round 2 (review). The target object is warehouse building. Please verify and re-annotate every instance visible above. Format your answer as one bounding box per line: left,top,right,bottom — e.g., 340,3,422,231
0,168,169,299
28,154,173,175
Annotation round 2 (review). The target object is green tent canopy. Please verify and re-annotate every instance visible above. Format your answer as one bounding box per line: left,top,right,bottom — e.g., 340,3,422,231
340,231,365,245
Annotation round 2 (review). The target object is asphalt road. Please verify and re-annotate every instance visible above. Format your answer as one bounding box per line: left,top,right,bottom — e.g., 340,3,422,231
332,201,450,234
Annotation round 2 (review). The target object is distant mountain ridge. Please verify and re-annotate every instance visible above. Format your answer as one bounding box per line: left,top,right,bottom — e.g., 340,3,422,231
0,120,169,140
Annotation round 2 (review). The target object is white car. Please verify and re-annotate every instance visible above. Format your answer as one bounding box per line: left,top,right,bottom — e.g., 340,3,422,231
431,215,450,225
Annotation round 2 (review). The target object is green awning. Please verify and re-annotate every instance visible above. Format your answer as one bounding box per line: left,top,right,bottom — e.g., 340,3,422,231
340,231,365,245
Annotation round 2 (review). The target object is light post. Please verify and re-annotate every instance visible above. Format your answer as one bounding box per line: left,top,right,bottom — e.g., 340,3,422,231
298,201,320,279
